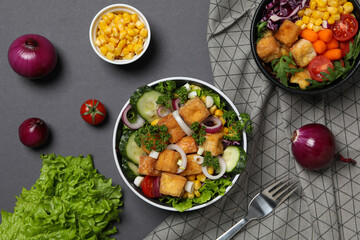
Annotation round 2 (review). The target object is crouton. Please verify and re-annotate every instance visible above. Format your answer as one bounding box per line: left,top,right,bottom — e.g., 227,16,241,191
290,69,311,89
138,156,162,176
179,154,203,176
256,36,282,63
290,39,317,67
179,97,210,126
158,113,186,143
274,20,301,47
202,132,224,156
160,172,187,197
176,136,198,154
156,149,181,173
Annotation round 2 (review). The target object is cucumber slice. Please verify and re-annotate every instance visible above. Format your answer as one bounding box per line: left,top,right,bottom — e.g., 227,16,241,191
130,86,163,123
119,130,146,165
122,158,139,180
222,145,247,175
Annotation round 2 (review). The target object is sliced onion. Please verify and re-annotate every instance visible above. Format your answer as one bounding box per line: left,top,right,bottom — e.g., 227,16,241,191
184,181,194,193
172,98,183,110
172,110,193,136
134,176,144,187
153,176,162,198
149,150,160,159
201,156,226,180
205,96,214,108
122,104,145,129
167,144,187,173
157,106,171,118
197,147,205,155
194,155,204,164
188,91,198,99
322,20,329,29
201,116,222,134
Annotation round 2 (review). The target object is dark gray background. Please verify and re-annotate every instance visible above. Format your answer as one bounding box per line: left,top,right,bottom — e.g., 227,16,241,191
0,1,212,239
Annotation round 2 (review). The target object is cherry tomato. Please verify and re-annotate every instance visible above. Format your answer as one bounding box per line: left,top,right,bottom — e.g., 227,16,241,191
80,99,106,125
332,14,358,41
339,39,354,58
141,176,155,198
308,56,334,82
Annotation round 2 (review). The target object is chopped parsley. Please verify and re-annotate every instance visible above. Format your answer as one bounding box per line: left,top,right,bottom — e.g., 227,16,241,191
174,86,188,103
155,80,177,93
223,111,253,141
156,94,172,108
203,151,219,171
134,124,171,152
190,122,206,146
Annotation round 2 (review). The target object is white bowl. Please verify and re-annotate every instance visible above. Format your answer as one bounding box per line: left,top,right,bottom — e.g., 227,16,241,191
112,77,247,211
89,4,151,65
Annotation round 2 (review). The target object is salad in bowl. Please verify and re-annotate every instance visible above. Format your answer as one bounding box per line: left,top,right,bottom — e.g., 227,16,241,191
113,77,252,212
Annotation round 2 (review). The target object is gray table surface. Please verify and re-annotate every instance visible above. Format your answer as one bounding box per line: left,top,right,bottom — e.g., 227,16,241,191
0,1,213,239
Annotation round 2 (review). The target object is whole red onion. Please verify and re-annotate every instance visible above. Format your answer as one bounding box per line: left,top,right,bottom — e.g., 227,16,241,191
8,34,57,79
19,118,49,147
291,123,336,170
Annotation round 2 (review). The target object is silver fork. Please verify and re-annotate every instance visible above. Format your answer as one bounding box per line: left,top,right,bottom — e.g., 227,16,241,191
217,177,298,240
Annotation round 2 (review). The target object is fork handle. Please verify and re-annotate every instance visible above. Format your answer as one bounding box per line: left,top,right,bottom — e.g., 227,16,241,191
216,218,251,240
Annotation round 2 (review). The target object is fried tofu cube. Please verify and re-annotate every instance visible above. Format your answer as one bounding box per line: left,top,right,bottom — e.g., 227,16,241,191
256,36,282,63
156,149,181,173
179,154,203,176
138,156,162,176
176,136,198,154
179,97,210,126
202,132,224,156
160,172,187,197
274,20,301,47
290,39,317,67
158,113,186,143
290,69,311,89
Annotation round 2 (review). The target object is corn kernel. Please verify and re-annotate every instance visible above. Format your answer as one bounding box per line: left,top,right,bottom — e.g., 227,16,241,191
219,117,226,125
316,0,327,8
121,47,130,56
194,190,201,198
200,95,207,103
223,127,229,134
95,37,102,47
300,24,307,30
187,175,196,181
323,12,330,20
298,9,305,17
106,52,115,60
307,23,314,29
333,13,341,20
313,25,322,32
109,37,119,44
124,53,134,60
100,46,108,55
339,0,347,5
310,0,317,9
106,12,115,20
187,193,195,199
338,6,344,14
343,2,354,13
328,16,336,24
295,20,303,26
123,16,131,24
99,20,108,31
182,192,188,198
194,180,202,190
196,173,206,182
104,26,111,35
151,118,159,126
302,16,310,24
106,42,115,52
117,22,124,31
315,18,323,26
117,39,126,50
114,47,121,56
135,20,144,29
328,0,339,7
310,17,316,24
131,14,139,22
128,22,135,29
304,8,314,16
112,27,119,37
214,109,223,117
128,29,137,36
140,28,148,38
209,105,217,115
113,14,121,23
133,43,143,54
327,6,338,14
207,166,214,175
102,15,111,24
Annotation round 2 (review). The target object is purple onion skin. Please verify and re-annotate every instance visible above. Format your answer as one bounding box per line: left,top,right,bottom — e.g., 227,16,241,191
8,34,57,79
19,118,49,148
291,123,336,170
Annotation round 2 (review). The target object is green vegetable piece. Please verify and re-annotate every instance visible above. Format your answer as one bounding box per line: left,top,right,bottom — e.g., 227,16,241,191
256,21,268,43
191,122,206,146
155,80,177,93
223,111,253,141
271,53,304,87
134,124,171,152
0,154,122,240
174,86,188,103
203,151,220,171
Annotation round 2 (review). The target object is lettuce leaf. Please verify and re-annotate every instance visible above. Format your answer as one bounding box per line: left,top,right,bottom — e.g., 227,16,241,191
0,154,122,240
160,177,232,212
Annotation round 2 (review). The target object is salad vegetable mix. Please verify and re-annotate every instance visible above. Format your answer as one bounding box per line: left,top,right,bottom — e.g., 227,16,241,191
256,0,360,90
119,80,252,211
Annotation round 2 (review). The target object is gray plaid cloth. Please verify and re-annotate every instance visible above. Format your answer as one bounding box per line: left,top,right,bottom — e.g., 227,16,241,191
145,0,360,239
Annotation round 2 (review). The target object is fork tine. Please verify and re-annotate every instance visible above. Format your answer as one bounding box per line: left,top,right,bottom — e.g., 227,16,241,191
274,182,298,204
263,176,288,193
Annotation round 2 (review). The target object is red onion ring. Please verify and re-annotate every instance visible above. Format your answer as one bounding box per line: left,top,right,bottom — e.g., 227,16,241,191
167,144,187,173
157,106,171,118
152,176,162,198
172,98,183,111
201,116,222,134
201,156,226,180
122,104,145,129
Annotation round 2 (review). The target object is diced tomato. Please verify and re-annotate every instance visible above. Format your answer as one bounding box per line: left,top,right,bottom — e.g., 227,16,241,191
332,14,358,41
141,176,155,198
339,39,354,58
308,56,334,82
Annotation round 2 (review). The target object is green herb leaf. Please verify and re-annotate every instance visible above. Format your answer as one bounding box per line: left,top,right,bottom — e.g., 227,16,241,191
156,94,172,108
256,21,268,43
271,53,304,87
203,151,220,171
135,124,171,152
191,122,206,146
174,86,188,104
155,80,177,93
223,111,253,141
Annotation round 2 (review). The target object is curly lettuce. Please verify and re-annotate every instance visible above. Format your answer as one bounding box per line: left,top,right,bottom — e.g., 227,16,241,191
0,154,122,240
